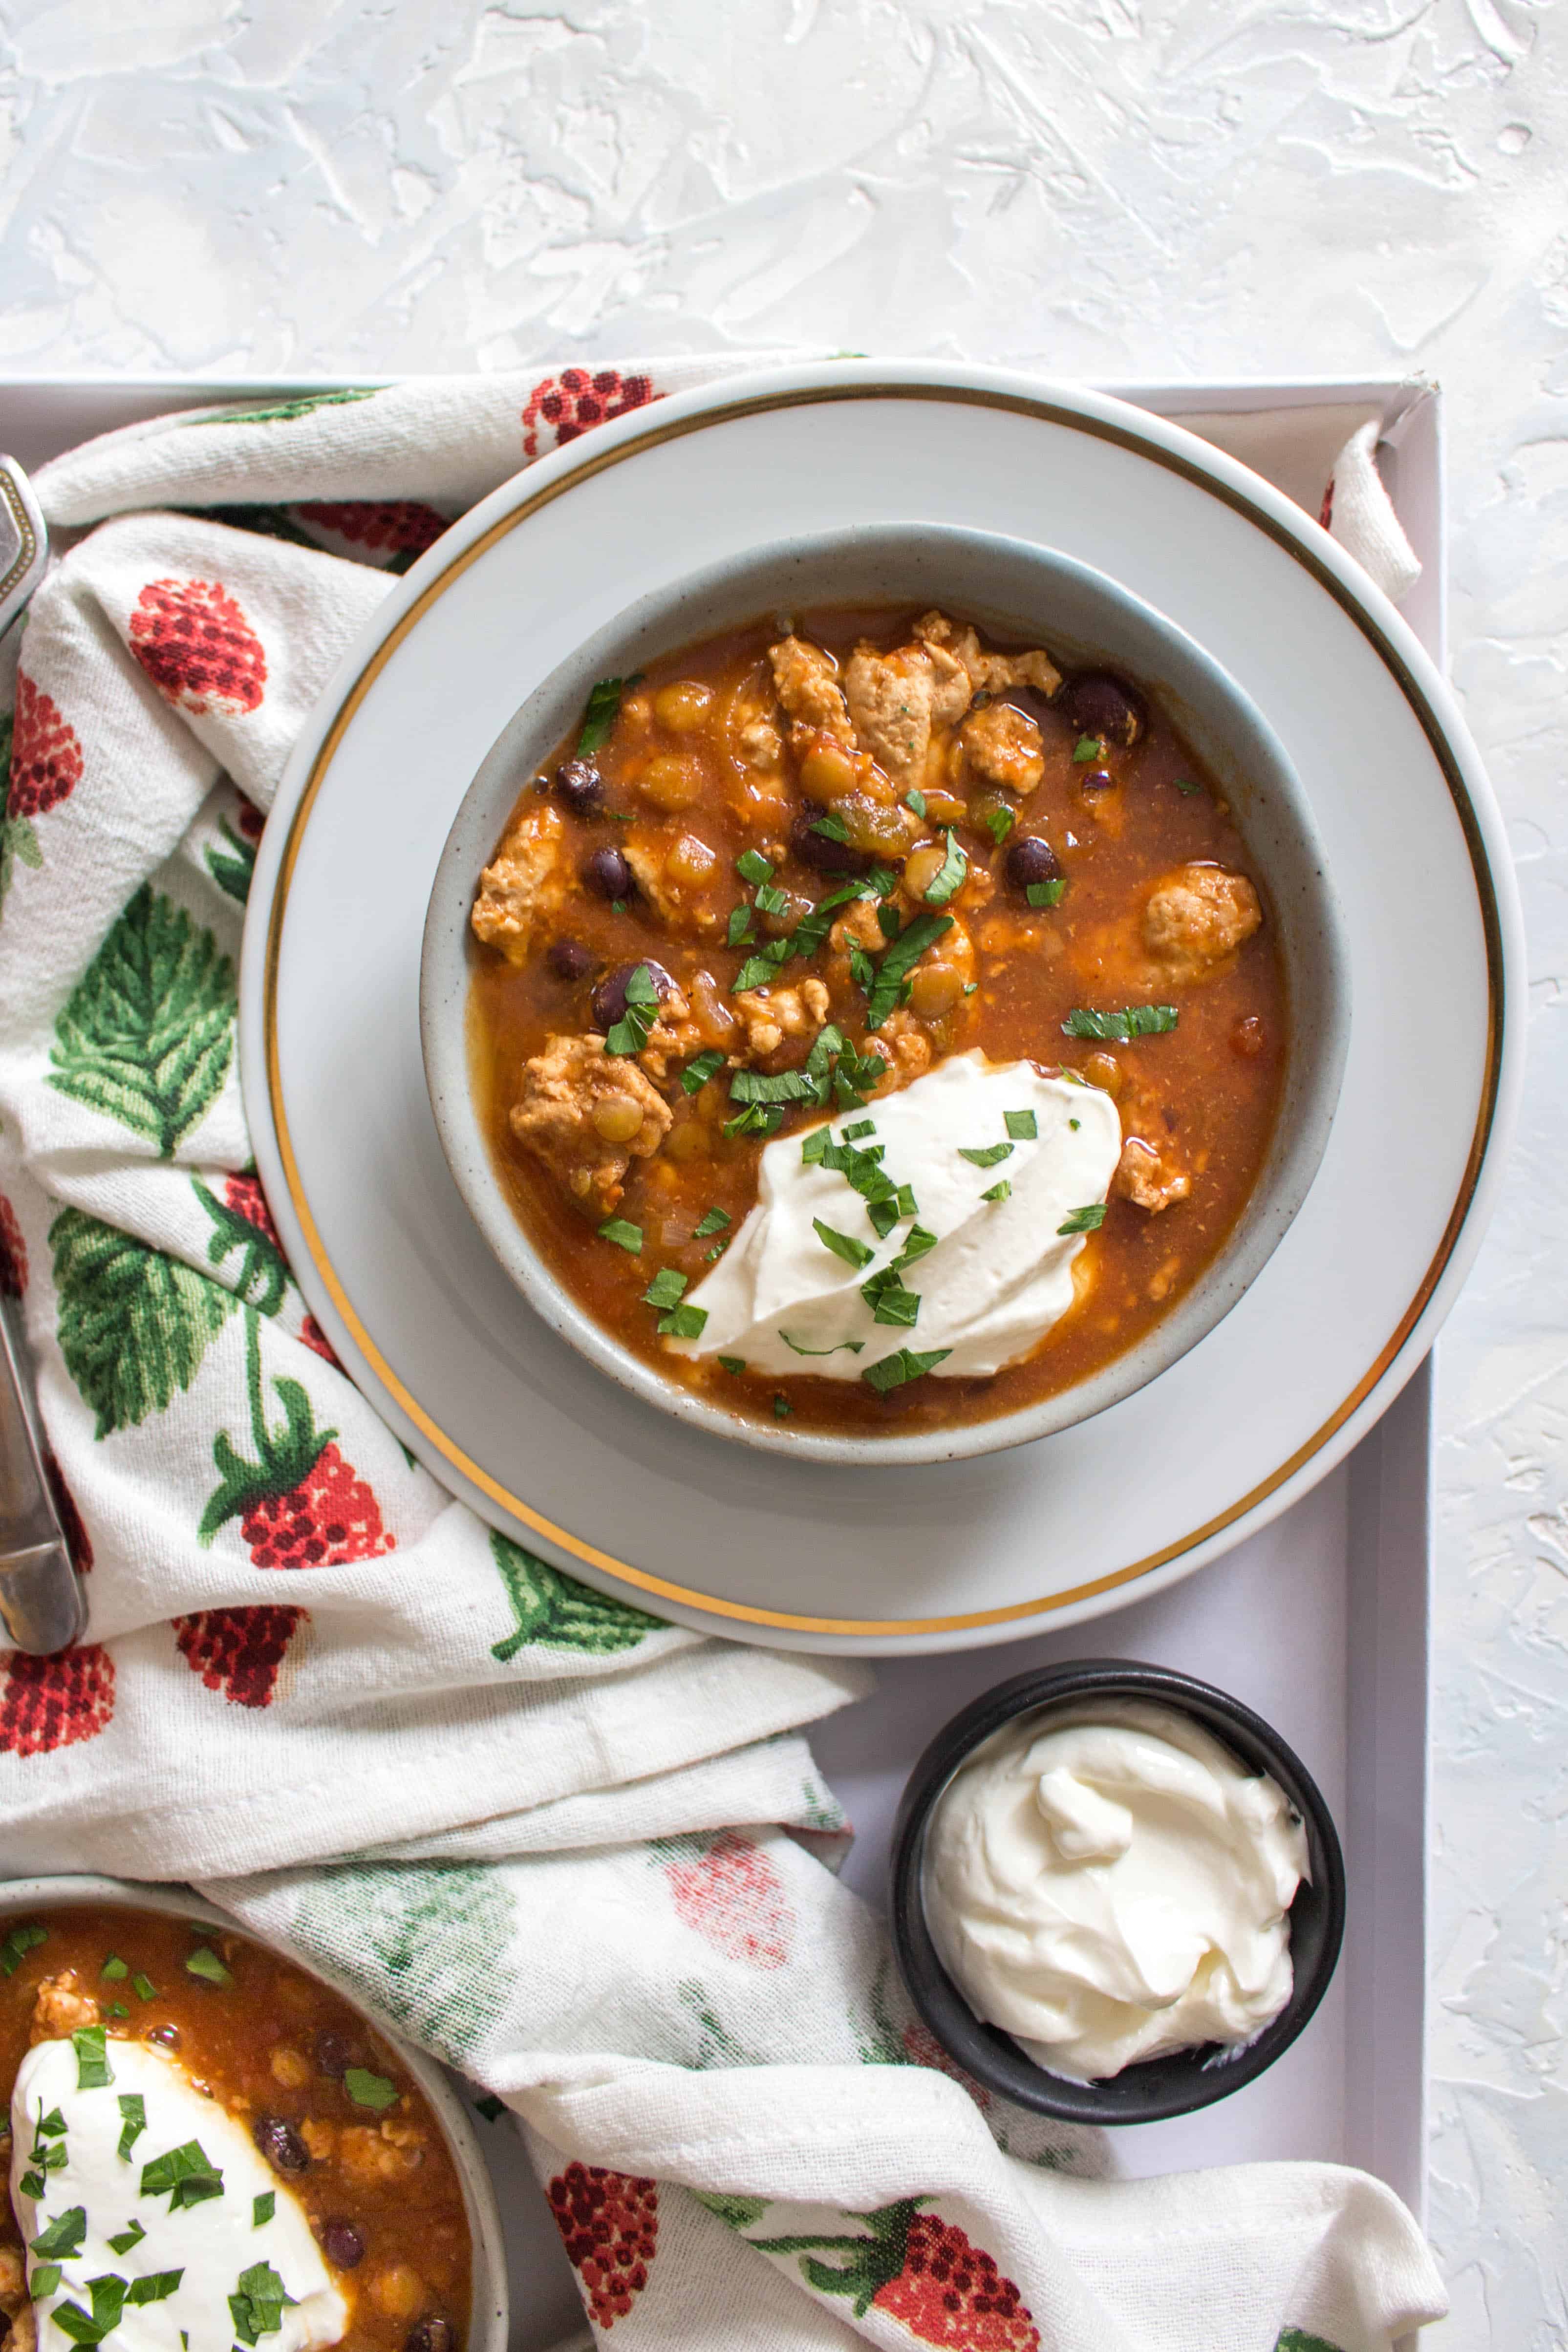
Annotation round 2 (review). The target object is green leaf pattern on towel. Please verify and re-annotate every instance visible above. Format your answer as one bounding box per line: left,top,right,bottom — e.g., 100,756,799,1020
290,1864,513,2063
1277,2334,1348,2352
182,389,381,428
488,1531,660,1661
51,1207,234,1437
48,884,236,1155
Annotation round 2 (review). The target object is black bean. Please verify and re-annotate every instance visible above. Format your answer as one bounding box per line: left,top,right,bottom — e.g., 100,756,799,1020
405,2322,455,2352
1078,766,1117,795
314,2029,354,2079
147,2024,180,2050
1061,671,1144,747
554,758,602,814
584,845,633,901
1005,835,1061,893
320,2220,365,2270
252,2115,310,2175
548,938,594,983
791,811,869,877
592,959,675,1035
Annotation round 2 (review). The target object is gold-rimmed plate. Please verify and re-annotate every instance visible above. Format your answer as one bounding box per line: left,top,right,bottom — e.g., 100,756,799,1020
239,362,1523,1654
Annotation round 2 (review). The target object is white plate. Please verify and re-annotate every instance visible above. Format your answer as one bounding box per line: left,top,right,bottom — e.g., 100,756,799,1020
240,362,1523,1655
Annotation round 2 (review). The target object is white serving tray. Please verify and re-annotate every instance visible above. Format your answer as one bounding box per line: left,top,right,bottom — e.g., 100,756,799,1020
0,374,1440,2349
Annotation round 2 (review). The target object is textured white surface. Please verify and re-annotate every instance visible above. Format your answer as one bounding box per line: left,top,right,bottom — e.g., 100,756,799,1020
0,2,1562,2341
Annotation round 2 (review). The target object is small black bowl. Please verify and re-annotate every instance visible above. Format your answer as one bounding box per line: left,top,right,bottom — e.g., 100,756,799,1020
889,1658,1346,2126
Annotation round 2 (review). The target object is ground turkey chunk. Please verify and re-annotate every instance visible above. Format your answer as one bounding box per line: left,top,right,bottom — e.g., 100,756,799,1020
472,801,568,963
961,702,1045,793
29,1972,97,2045
844,637,970,786
731,978,830,1060
1143,863,1262,984
866,1010,933,1089
0,2248,26,2316
914,609,1062,699
623,834,726,937
1114,1135,1192,1214
509,1033,672,1217
769,636,853,744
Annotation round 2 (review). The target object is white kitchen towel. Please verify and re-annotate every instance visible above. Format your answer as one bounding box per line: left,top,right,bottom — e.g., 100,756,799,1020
0,365,1442,2350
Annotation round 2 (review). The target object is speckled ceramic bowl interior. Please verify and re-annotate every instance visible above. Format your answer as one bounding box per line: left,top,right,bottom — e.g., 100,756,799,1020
889,1660,1347,2124
420,523,1350,1466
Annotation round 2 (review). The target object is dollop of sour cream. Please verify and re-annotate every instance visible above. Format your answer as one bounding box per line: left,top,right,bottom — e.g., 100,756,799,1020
924,1701,1310,2081
671,1052,1122,1380
11,2038,346,2352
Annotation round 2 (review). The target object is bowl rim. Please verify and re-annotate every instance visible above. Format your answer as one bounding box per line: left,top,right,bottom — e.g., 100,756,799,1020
887,1659,1347,2124
0,1874,509,2352
420,519,1351,1468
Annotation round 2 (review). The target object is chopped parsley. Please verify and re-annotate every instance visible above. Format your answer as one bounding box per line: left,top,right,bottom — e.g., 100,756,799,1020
1062,1005,1178,1042
30,2266,61,2300
344,2069,399,2114
899,1223,938,1264
72,2025,114,2090
253,2194,275,2227
922,830,967,906
732,938,793,991
863,1347,951,1392
229,2260,296,2346
100,1956,129,1982
129,2276,183,2309
981,1179,1011,1201
106,2224,146,2257
704,1239,728,1261
52,2274,129,2345
718,1356,747,1375
779,1332,864,1356
18,2173,45,2202
736,849,773,886
680,1049,726,1093
131,1975,156,2003
642,1268,688,1311
1073,734,1101,762
1058,1203,1108,1235
876,900,902,942
1004,1109,1037,1139
864,913,955,1030
812,1219,874,1270
115,2095,146,2161
904,787,927,816
658,1304,708,1339
723,1101,785,1139
1175,776,1203,795
0,1923,46,1976
772,1395,792,1418
842,1119,875,1140
105,2002,129,2020
693,1206,730,1240
727,904,754,946
577,673,639,757
1069,1116,1080,1130
754,884,791,918
141,2140,224,2210
1027,878,1066,908
597,1217,643,1254
982,801,1016,845
30,2208,87,2260
183,1948,232,1989
810,811,851,844
860,1267,921,1328
730,1067,819,1106
848,945,876,993
957,1142,1013,1168
604,962,659,1056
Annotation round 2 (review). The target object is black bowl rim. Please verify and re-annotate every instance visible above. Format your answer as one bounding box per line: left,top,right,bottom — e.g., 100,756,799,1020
889,1658,1347,2125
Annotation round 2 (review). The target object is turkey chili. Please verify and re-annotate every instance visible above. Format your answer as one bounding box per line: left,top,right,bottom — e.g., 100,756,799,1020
468,605,1285,1436
0,1908,470,2352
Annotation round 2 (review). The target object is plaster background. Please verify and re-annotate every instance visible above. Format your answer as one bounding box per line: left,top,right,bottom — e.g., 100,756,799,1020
0,2,1563,2343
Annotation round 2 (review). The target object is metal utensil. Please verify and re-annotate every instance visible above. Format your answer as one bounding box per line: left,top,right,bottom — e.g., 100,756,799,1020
0,451,83,1654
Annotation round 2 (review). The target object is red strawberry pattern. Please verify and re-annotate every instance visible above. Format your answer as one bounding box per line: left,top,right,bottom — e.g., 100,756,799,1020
522,368,657,461
902,2022,992,2111
201,1306,394,1568
236,793,265,842
662,1829,795,1970
0,1645,114,1757
294,501,447,557
547,2163,659,2330
1319,480,1334,532
129,578,267,717
225,1170,282,1251
43,1453,92,1574
175,1604,305,1708
8,673,84,818
0,1192,26,1296
755,2201,1038,2351
299,1315,342,1370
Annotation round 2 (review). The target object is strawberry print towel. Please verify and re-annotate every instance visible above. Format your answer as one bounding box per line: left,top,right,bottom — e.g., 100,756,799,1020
0,367,1441,2351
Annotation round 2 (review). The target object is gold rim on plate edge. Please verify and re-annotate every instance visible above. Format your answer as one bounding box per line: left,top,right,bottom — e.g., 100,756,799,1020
263,379,1504,1637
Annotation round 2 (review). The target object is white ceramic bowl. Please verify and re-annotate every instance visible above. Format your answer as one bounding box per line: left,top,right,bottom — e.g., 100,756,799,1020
0,1875,509,2352
421,524,1350,1466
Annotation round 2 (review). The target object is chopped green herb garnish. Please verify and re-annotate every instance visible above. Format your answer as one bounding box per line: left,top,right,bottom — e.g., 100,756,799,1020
778,1331,864,1357
183,1948,232,1989
597,1217,643,1254
732,939,794,991
723,1101,785,1139
812,1219,874,1269
876,901,902,944
658,1304,708,1339
36,2109,66,2139
116,2096,147,2163
577,674,635,757
693,1206,730,1240
18,2172,45,2202
727,903,755,946
1058,1203,1109,1235
718,1356,747,1375
865,1195,902,1240
753,882,791,917
610,898,627,913
904,787,927,817
810,811,851,844
53,2275,129,2346
107,2224,145,2257
957,1142,1013,1168
736,849,773,886
730,1067,819,1106
981,1179,1011,1202
229,2260,295,2346
140,2140,224,2209
473,2096,505,2123
31,2209,87,2259
100,1956,129,1982
1175,776,1203,794
1069,1117,1080,1130
864,912,955,1030
131,1975,156,2004
772,1395,792,1418
680,1049,726,1094
105,2002,128,2019
922,830,967,906
898,1223,938,1264
343,2069,399,2114
800,1128,828,1165
72,2026,114,2090
253,2194,274,2227
1027,877,1066,909
0,1923,47,1977
704,1239,728,1261
31,2264,61,2299
642,1268,688,1311
1073,734,1101,762
1063,1004,1178,1042
128,2276,182,2308
863,1347,951,1392
842,1119,875,1140
982,802,1016,846
1003,1110,1038,1140
605,961,660,1056
860,1269,921,1327
848,946,876,994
